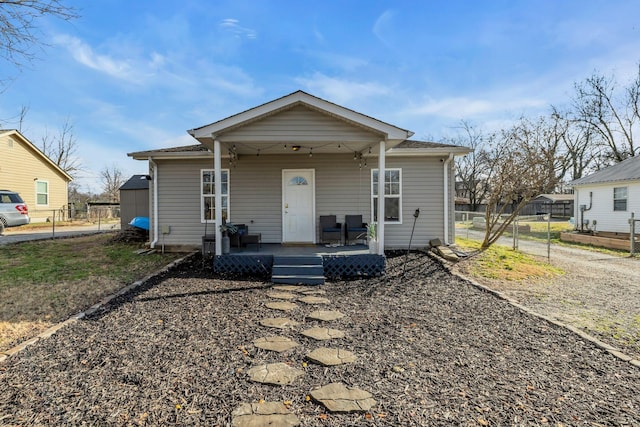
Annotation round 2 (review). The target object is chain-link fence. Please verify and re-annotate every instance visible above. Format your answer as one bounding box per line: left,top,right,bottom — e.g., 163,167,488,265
29,205,120,223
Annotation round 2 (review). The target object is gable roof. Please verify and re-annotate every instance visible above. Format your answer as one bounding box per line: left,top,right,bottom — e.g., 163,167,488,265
569,156,640,186
0,129,73,182
188,90,414,145
120,174,150,190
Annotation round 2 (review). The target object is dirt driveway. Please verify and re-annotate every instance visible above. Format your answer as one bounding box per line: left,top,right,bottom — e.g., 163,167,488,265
454,227,640,359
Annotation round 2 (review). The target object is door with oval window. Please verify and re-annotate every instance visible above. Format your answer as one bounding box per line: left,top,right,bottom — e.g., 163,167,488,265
282,169,315,243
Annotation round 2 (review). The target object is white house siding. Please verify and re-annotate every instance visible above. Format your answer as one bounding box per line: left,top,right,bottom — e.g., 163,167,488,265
574,181,640,233
218,105,382,143
151,153,450,249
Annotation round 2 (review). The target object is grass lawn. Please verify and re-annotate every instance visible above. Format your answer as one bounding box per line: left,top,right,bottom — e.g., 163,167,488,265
455,236,564,281
0,233,184,352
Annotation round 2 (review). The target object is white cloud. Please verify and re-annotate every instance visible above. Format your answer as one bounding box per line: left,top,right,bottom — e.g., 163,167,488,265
295,73,391,104
220,18,257,39
372,10,395,47
54,34,135,81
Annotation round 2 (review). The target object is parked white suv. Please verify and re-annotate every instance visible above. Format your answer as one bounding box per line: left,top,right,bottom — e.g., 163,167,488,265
0,190,30,234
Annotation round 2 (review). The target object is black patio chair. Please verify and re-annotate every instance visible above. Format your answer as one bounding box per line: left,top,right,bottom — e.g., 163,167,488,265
319,215,342,244
345,214,368,244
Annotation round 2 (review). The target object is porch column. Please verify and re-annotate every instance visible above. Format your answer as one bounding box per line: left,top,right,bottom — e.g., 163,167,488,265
377,140,386,255
214,138,222,255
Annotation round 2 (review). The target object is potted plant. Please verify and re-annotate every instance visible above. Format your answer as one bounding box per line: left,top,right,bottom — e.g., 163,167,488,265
367,222,378,254
219,221,237,254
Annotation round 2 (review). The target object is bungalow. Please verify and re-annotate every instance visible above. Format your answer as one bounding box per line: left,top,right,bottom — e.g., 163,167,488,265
128,91,470,254
0,129,72,223
569,155,640,233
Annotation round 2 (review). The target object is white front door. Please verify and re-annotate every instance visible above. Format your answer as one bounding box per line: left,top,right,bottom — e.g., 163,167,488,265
282,169,315,243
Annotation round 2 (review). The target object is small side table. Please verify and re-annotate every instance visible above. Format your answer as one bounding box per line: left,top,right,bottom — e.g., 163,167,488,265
241,233,261,250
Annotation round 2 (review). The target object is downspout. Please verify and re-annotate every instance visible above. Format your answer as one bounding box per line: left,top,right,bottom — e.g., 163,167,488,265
149,158,159,248
443,153,454,244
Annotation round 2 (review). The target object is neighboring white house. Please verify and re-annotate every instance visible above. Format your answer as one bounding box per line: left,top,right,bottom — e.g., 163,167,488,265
569,156,640,233
128,91,471,253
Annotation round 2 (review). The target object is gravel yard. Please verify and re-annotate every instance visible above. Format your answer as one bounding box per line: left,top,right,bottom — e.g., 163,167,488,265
455,228,640,360
1,252,639,425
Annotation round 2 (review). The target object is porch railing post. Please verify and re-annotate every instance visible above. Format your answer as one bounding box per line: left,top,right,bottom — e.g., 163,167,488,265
377,140,386,255
214,138,223,255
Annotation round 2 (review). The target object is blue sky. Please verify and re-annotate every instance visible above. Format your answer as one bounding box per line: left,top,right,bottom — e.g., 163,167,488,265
2,0,640,193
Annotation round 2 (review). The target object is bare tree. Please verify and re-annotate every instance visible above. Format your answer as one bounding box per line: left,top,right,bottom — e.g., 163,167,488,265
448,121,491,212
100,165,125,202
0,0,77,68
40,118,81,176
481,117,563,249
572,66,640,165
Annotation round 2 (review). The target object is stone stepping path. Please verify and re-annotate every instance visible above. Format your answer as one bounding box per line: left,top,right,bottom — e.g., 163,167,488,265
307,310,345,321
272,285,314,293
298,296,331,305
232,402,300,427
300,327,345,340
259,317,300,329
300,289,326,295
306,348,357,366
266,291,297,300
310,382,376,413
265,301,298,311
254,336,299,352
233,286,374,425
246,362,304,385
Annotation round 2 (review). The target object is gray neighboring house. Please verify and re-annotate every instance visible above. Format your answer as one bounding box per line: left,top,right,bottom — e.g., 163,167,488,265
128,91,470,252
569,156,640,233
119,174,150,228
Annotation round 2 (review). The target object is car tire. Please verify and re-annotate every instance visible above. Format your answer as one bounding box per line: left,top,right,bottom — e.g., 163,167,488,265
0,221,4,236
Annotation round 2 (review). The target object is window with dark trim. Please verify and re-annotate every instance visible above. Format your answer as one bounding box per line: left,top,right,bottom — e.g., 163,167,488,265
613,186,627,211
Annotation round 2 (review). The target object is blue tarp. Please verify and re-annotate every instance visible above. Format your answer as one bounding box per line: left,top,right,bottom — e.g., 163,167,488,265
129,216,150,231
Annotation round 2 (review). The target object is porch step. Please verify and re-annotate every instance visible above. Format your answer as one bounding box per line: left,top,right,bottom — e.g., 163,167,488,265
271,255,325,286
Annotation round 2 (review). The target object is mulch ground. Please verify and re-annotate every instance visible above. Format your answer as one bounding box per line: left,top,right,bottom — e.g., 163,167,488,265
1,252,639,426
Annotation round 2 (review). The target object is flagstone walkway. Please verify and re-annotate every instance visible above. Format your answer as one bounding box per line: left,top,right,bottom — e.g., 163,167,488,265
232,284,375,427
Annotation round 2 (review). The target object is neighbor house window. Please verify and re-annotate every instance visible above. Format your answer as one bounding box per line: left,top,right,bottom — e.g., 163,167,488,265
36,180,49,206
201,169,229,222
371,168,402,223
613,187,627,211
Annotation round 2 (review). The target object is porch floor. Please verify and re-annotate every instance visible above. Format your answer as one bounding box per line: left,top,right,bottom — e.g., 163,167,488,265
228,243,370,256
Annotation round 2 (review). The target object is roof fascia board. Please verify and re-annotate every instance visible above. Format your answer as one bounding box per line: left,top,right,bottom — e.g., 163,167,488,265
5,130,73,181
128,151,212,160
386,147,472,157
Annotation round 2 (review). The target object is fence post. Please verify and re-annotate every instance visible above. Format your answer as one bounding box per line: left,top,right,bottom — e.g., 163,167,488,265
630,212,635,256
52,209,56,239
547,212,551,261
